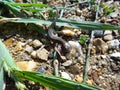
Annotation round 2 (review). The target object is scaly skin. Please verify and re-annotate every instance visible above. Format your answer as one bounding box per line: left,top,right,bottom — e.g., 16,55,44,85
48,21,70,53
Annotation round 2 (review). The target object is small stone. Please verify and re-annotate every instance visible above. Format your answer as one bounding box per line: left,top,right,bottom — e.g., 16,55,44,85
26,39,33,45
32,39,42,48
113,30,119,36
36,48,49,61
68,41,83,56
77,57,84,65
110,12,118,18
93,38,108,54
62,60,72,67
110,52,120,61
74,75,83,82
61,29,75,36
24,56,30,61
103,31,113,41
104,35,113,41
101,60,107,67
111,62,119,71
16,60,38,71
93,30,104,38
92,65,97,70
14,42,23,51
99,83,107,89
25,45,33,54
86,79,93,85
99,76,104,80
31,51,37,58
60,56,66,62
101,55,107,59
107,39,120,49
92,71,98,83
68,63,81,74
37,66,46,74
76,9,82,16
104,30,112,35
60,72,71,80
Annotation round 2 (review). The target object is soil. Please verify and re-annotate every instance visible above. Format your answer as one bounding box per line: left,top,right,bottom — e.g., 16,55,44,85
0,0,120,90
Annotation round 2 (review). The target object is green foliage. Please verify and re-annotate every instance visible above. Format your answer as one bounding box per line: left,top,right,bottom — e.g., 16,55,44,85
10,3,49,7
101,3,115,15
11,18,120,30
49,10,56,19
0,40,27,90
14,70,102,90
79,35,88,44
0,62,4,90
103,5,115,15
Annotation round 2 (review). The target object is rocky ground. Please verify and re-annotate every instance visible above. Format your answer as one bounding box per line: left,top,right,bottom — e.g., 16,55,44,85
0,0,120,90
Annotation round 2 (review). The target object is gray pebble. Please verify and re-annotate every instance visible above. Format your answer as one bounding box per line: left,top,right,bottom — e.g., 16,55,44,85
93,30,104,38
37,66,46,74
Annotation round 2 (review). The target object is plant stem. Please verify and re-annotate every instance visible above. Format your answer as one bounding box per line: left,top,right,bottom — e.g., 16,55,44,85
83,0,101,83
83,30,94,83
53,49,59,76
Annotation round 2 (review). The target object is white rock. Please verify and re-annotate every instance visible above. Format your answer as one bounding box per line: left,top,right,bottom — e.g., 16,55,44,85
32,39,42,48
76,9,82,16
101,55,107,59
110,52,120,58
25,45,33,54
104,30,112,34
103,34,113,41
31,51,37,58
110,12,118,18
107,39,120,49
60,72,71,80
14,42,24,51
62,60,72,67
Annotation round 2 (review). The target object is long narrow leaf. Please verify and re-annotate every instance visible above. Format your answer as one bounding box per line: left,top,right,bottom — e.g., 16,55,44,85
0,40,19,70
9,3,49,7
0,1,21,15
58,18,120,30
22,7,75,13
13,18,120,30
14,70,103,90
0,63,4,90
0,40,27,90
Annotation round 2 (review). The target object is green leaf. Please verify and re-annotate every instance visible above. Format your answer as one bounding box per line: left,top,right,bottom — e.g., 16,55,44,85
58,18,120,30
79,35,88,44
14,70,103,90
22,7,75,13
0,1,21,15
0,40,27,90
10,3,49,7
12,18,120,30
0,40,19,71
0,62,4,90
